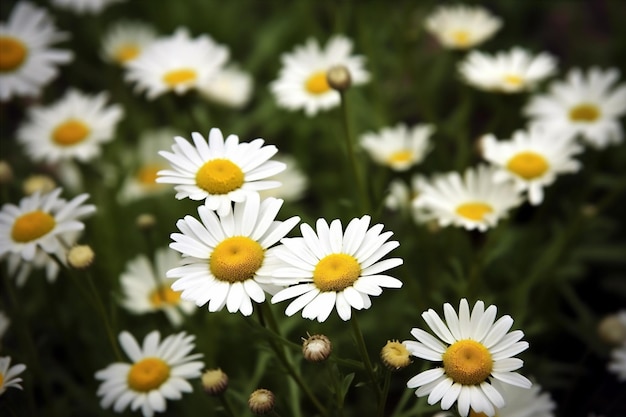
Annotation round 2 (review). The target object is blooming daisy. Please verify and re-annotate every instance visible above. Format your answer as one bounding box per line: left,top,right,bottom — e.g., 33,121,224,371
403,298,532,417
197,65,253,109
157,127,285,216
524,67,626,149
101,20,157,65
119,247,195,327
17,89,124,164
459,47,557,93
360,123,434,171
125,28,229,99
258,153,308,202
424,4,502,50
0,2,73,101
270,215,403,322
95,330,204,417
167,193,300,316
50,0,125,14
0,356,26,396
270,35,370,116
481,127,582,205
608,342,626,382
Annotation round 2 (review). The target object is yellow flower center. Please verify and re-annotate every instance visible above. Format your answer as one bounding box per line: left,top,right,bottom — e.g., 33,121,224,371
569,103,600,122
455,202,493,221
503,74,523,87
195,159,244,195
137,164,163,186
305,71,331,95
162,68,197,87
470,410,498,417
313,253,361,292
451,30,471,47
127,357,170,392
506,151,549,180
381,340,412,370
52,119,91,146
0,36,27,72
210,236,265,283
114,44,140,63
387,150,414,165
443,339,493,385
0,372,4,386
11,210,56,243
149,285,182,307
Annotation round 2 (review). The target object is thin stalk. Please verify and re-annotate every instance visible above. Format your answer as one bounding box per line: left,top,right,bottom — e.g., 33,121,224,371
377,369,391,417
218,394,237,417
84,270,123,360
350,315,382,401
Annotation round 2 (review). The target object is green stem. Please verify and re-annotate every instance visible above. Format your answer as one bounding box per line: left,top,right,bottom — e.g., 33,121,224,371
84,270,123,360
218,394,237,417
350,314,382,402
377,369,391,417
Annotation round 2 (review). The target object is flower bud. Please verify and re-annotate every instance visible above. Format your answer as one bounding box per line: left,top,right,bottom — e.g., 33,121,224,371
327,65,351,91
598,312,626,346
23,175,56,195
248,388,275,415
302,333,332,362
201,368,229,396
380,340,411,370
67,245,95,270
0,160,13,184
136,213,156,230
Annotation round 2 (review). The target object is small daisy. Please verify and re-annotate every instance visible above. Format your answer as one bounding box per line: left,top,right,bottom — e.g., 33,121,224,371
125,28,229,99
167,193,300,316
95,330,204,417
157,127,285,216
524,67,626,149
608,342,626,381
424,4,502,50
197,65,254,109
270,35,370,116
403,298,532,417
258,153,308,202
17,89,124,164
50,0,125,14
120,247,195,327
0,2,73,101
481,127,583,205
101,20,157,65
459,47,557,93
360,123,434,171
270,215,403,322
0,356,26,396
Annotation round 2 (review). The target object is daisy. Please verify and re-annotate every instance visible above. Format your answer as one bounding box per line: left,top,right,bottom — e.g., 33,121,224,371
0,2,73,101
459,47,557,93
360,123,434,171
270,215,403,322
384,175,434,225
197,65,254,109
17,89,124,164
125,28,229,99
524,67,626,149
0,356,26,396
424,4,502,50
167,193,300,316
270,35,370,116
403,298,532,417
258,153,308,202
3,246,70,286
157,127,285,216
481,126,583,205
119,247,195,327
101,20,157,65
95,330,204,417
50,0,125,14
608,342,626,381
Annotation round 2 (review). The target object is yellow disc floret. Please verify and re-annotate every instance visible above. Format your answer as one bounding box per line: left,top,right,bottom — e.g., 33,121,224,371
305,71,331,95
163,68,197,87
52,119,91,146
387,150,414,165
137,164,163,186
451,31,471,48
114,44,140,63
503,74,523,88
455,202,493,221
443,339,493,385
11,210,56,243
149,286,182,307
0,36,27,72
195,159,244,195
313,253,361,292
569,103,600,122
127,357,170,392
210,236,264,283
506,151,549,180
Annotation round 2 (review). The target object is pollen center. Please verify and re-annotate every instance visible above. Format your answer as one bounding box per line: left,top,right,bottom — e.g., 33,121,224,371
305,71,331,95
137,164,163,186
163,68,197,87
451,30,471,47
195,159,244,194
52,119,91,146
455,202,493,221
313,253,361,292
114,44,140,63
387,150,414,164
503,74,523,87
0,36,27,72
149,285,182,307
506,151,549,180
443,339,493,385
11,210,56,243
569,103,600,122
210,236,264,283
127,357,170,392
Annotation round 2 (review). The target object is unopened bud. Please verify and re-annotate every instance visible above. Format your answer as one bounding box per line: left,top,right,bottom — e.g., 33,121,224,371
136,213,156,230
380,340,411,370
201,368,229,396
0,161,13,184
23,175,56,195
598,312,626,346
327,65,352,91
302,333,332,362
67,245,95,269
248,388,275,415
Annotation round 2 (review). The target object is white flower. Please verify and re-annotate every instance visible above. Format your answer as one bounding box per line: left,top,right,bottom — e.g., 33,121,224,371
197,65,253,109
101,20,157,65
459,47,557,93
167,193,300,316
258,153,308,202
403,298,532,417
608,342,626,382
524,67,626,149
360,123,434,171
3,246,69,286
0,2,73,101
50,0,125,14
413,165,523,232
481,127,582,205
384,176,434,225
125,28,229,99
0,356,26,395
270,215,403,322
157,127,285,216
270,35,369,116
17,89,124,164
490,379,556,417
95,330,204,417
425,4,502,50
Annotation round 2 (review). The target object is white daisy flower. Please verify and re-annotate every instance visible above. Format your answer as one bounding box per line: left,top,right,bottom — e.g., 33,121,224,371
413,165,523,232
524,67,626,149
403,298,532,417
481,127,583,205
0,356,26,396
50,0,125,14
459,47,557,93
0,2,73,101
157,127,285,216
384,175,434,225
270,215,403,322
197,65,254,109
424,4,502,50
167,193,300,316
125,28,229,100
360,123,434,171
258,153,308,202
120,247,195,327
270,35,370,116
608,342,626,382
3,245,71,286
95,330,204,417
17,89,124,164
101,20,157,65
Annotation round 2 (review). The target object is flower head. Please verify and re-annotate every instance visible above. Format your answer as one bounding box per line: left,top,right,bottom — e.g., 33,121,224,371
0,356,26,395
381,340,412,370
50,0,125,14
101,20,157,65
360,123,434,171
197,65,254,109
425,4,502,50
